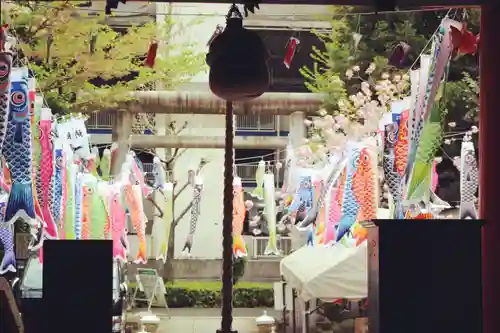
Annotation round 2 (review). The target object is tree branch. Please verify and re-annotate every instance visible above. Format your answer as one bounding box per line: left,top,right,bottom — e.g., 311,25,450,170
175,121,189,135
173,181,191,202
173,201,193,227
170,148,187,164
166,148,180,167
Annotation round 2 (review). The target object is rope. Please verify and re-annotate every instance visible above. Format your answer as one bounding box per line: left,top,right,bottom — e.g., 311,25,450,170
221,100,235,332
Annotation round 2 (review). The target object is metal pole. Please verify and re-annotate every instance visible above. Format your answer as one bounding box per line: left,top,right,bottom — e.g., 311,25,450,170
218,100,237,333
281,276,287,332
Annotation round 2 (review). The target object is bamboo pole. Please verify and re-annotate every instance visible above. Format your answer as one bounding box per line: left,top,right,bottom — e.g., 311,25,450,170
129,134,288,149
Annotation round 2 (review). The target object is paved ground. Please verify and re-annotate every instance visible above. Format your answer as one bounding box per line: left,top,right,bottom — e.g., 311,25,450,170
128,308,280,333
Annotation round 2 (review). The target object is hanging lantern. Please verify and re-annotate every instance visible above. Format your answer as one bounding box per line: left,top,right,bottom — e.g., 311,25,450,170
388,41,410,68
283,36,300,69
206,5,269,102
46,34,54,65
450,23,479,57
89,32,97,54
145,41,158,68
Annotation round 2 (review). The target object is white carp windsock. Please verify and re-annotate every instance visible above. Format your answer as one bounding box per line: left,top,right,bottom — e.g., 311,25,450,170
263,173,278,255
152,156,166,189
459,134,479,219
182,176,203,255
71,116,91,159
252,160,265,199
155,182,173,262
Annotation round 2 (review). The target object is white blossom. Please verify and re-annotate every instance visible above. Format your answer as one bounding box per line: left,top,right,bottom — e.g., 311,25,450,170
345,69,353,79
447,122,456,128
365,63,376,75
335,114,347,125
352,65,360,72
324,115,334,124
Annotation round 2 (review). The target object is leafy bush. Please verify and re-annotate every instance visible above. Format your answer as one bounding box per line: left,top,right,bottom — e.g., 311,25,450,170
233,255,247,285
166,286,273,308
130,281,274,308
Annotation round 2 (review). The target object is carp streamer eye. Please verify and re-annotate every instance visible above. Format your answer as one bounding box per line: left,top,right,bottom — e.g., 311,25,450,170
0,61,9,78
361,151,370,166
351,150,361,169
465,153,474,164
385,125,396,144
11,91,26,107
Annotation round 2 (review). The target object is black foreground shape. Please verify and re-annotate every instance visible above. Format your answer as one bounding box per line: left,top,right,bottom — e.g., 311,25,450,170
362,219,484,333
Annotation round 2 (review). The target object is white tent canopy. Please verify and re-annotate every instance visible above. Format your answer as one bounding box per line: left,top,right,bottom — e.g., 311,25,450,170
280,241,368,302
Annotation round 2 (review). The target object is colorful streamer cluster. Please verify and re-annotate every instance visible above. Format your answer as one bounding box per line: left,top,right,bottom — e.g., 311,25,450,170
275,18,478,250
0,65,184,273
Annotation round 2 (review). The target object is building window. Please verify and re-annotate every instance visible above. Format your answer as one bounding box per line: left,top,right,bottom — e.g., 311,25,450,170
236,114,276,131
87,111,115,130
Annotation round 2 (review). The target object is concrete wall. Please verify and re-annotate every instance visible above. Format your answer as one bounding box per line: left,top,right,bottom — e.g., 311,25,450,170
128,258,281,282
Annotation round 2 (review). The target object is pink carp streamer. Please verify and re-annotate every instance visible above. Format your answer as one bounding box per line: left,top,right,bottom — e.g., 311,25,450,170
431,161,438,192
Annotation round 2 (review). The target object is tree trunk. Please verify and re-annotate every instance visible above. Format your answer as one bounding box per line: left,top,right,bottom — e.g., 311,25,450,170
164,223,176,281
164,157,175,281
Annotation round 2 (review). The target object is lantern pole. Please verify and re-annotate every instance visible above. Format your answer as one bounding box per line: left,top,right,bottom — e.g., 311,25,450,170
218,100,237,333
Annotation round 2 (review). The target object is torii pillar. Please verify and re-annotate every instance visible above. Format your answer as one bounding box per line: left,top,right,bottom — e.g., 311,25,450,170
479,4,500,333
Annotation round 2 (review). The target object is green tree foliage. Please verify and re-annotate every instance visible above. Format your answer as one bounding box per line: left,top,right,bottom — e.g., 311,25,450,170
301,7,480,121
3,1,206,114
445,72,479,124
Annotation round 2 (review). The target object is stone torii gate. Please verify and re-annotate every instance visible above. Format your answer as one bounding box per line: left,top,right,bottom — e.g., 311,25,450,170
111,90,320,172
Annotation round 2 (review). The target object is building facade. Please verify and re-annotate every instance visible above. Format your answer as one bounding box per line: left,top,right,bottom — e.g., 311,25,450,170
86,2,327,259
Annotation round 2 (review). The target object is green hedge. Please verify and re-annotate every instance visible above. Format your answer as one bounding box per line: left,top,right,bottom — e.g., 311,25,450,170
131,281,274,308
